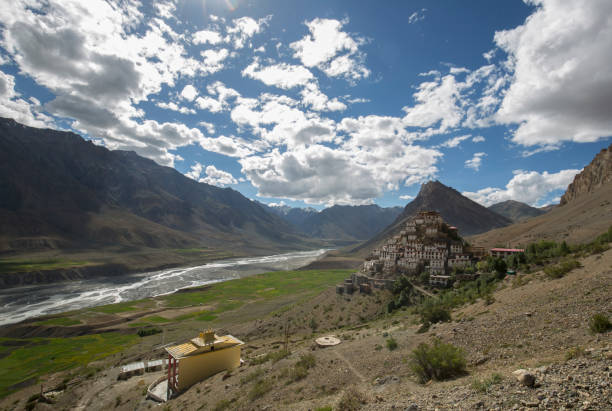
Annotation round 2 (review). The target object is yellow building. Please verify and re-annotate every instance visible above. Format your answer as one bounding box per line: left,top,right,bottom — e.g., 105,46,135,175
165,330,244,397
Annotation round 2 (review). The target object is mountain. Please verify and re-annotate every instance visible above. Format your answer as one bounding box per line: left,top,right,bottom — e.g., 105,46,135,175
264,204,319,229
0,118,315,255
352,180,512,254
471,144,612,247
488,200,546,222
560,143,612,205
298,204,403,242
264,203,402,243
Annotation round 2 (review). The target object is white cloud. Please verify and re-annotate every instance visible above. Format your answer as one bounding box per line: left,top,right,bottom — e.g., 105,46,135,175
268,201,287,207
300,83,346,112
185,162,238,186
465,152,486,171
290,18,369,81
193,29,222,45
195,81,240,113
472,135,485,143
180,85,198,101
494,0,612,147
200,48,230,73
408,8,427,24
402,75,465,132
0,70,51,127
399,194,414,200
226,16,270,49
156,101,196,114
462,168,581,206
0,0,216,165
439,134,471,148
242,59,314,89
199,135,256,158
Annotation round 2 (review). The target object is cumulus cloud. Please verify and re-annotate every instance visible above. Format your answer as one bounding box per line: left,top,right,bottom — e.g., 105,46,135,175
290,18,369,81
0,0,214,165
193,29,222,45
226,16,270,49
185,162,238,186
0,70,51,127
399,194,414,200
494,0,612,147
462,168,581,206
180,85,198,101
472,135,485,143
156,101,196,115
242,59,314,89
465,152,486,171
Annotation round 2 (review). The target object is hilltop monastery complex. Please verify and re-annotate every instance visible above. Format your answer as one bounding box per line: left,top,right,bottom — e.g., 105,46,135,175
338,211,503,293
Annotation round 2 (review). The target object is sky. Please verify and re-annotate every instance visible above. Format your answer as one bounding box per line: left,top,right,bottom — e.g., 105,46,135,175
0,0,611,210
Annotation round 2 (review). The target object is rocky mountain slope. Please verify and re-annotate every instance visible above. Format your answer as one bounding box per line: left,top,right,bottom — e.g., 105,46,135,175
0,118,315,255
352,181,511,255
488,200,546,222
264,204,318,229
471,144,612,247
561,143,612,205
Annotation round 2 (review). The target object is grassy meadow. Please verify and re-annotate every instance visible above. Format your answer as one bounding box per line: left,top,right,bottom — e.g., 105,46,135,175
0,268,353,398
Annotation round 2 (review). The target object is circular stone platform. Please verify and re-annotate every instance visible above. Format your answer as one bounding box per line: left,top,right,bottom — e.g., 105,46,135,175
315,336,341,347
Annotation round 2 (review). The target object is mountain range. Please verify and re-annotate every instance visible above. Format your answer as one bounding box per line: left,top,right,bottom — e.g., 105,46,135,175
0,118,316,255
264,203,402,242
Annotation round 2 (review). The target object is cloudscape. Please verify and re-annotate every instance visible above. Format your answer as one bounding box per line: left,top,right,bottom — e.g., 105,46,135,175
1,0,610,208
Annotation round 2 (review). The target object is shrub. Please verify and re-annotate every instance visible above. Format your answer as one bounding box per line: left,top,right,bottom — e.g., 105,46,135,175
410,338,467,383
137,327,162,337
471,373,502,393
336,387,367,411
420,305,451,325
544,259,580,279
588,313,612,334
386,337,398,351
248,378,273,400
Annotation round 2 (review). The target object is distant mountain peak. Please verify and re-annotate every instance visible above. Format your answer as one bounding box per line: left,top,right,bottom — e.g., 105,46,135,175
488,200,545,222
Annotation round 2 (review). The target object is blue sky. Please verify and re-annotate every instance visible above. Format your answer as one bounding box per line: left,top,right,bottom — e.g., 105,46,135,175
0,0,610,210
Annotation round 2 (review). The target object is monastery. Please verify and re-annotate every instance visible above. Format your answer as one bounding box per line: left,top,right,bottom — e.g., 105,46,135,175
338,211,478,292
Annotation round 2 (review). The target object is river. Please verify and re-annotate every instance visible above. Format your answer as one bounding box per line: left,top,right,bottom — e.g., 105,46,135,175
0,249,329,326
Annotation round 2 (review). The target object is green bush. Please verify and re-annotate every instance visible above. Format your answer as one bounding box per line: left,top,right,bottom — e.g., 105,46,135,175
544,259,580,279
240,369,264,385
588,313,612,334
386,337,398,351
410,338,467,383
420,305,451,325
137,327,162,337
565,346,585,360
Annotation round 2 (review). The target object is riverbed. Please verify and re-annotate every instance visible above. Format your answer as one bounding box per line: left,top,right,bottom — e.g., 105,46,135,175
0,249,328,326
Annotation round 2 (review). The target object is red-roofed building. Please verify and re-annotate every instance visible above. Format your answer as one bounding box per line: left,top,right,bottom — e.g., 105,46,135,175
490,248,525,258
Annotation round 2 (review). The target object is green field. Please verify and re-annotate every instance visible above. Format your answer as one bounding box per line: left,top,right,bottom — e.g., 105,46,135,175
0,333,138,398
0,269,353,398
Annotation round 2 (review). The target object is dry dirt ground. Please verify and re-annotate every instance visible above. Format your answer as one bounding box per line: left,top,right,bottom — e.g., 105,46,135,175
2,249,611,411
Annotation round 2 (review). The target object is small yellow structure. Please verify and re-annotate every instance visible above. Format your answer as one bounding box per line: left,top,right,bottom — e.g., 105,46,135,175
165,329,243,397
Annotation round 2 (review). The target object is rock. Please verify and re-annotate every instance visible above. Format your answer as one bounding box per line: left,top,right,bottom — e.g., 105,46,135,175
513,369,536,387
405,405,418,411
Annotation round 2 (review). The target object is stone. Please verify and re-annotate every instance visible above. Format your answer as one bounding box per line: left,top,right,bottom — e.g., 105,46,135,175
405,405,419,411
513,369,536,387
